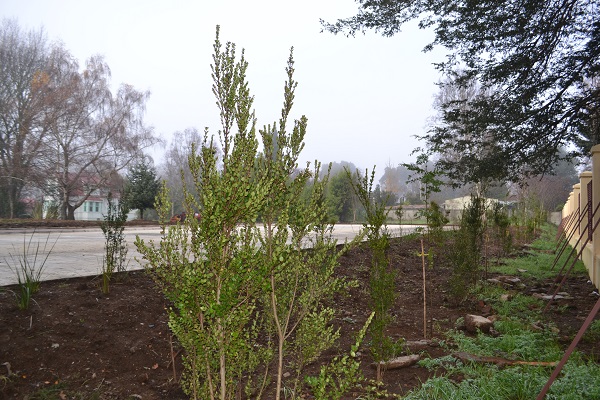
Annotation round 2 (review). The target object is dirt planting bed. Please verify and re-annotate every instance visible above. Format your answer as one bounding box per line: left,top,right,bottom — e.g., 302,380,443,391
1,228,598,399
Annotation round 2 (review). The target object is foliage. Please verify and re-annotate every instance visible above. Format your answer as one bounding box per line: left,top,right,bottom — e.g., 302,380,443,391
324,0,599,184
394,204,403,224
348,167,402,380
306,312,374,399
136,28,353,400
44,201,60,220
0,20,51,219
326,169,357,223
373,184,399,206
122,159,160,220
31,201,44,219
486,202,512,260
406,221,600,399
137,29,270,399
424,200,449,249
0,20,157,220
404,154,443,204
6,230,58,310
512,192,547,242
99,193,129,294
448,195,485,302
404,154,448,282
522,150,579,212
43,51,157,220
255,49,356,399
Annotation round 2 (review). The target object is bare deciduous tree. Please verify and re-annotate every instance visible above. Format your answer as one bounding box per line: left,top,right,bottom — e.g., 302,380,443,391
0,19,51,217
159,127,203,215
1,20,157,220
39,52,157,219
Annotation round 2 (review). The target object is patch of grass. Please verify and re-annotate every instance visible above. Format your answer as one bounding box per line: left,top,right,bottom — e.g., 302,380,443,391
476,283,545,322
6,231,59,310
582,319,600,343
446,326,562,362
405,222,600,399
418,355,462,372
494,294,544,320
547,361,600,399
26,382,66,400
407,359,600,400
491,223,587,279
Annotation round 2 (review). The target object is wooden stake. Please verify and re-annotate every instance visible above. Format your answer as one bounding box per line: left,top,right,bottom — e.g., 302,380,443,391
419,238,427,339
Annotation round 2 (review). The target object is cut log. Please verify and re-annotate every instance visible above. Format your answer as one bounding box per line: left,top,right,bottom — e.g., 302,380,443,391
371,354,420,370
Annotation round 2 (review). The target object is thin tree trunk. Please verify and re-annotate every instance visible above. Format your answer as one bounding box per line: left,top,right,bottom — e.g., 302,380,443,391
272,276,284,400
219,321,226,400
421,238,427,339
8,184,16,219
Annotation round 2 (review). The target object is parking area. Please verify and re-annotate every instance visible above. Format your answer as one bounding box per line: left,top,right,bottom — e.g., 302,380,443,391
0,224,421,286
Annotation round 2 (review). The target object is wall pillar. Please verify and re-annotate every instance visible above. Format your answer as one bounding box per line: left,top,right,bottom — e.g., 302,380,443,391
591,145,600,287
571,183,581,249
580,172,593,274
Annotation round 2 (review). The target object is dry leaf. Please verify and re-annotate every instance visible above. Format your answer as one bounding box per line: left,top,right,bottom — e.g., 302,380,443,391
152,363,159,369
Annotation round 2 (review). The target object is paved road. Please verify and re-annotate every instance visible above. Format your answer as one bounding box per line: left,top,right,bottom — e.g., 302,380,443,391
0,224,423,286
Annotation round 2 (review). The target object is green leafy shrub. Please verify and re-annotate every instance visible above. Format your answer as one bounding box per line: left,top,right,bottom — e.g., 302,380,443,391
99,192,129,294
306,313,373,399
488,202,512,259
448,195,486,302
136,29,355,400
348,168,403,380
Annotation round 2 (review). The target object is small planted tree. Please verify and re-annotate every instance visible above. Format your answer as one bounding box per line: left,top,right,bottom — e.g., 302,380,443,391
136,28,354,400
256,51,358,398
488,201,512,265
403,153,444,232
449,194,486,302
100,192,129,294
348,167,400,381
138,30,271,399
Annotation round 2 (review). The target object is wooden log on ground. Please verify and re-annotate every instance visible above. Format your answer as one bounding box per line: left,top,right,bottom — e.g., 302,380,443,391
370,354,420,370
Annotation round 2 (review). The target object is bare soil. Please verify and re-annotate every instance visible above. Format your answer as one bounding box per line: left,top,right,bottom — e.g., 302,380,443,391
1,224,598,399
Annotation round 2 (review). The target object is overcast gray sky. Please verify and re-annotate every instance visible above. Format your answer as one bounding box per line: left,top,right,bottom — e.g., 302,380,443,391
3,0,445,179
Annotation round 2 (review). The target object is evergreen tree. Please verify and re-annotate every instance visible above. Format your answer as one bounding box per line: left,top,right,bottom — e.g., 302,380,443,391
324,0,599,183
122,160,160,219
326,169,356,223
